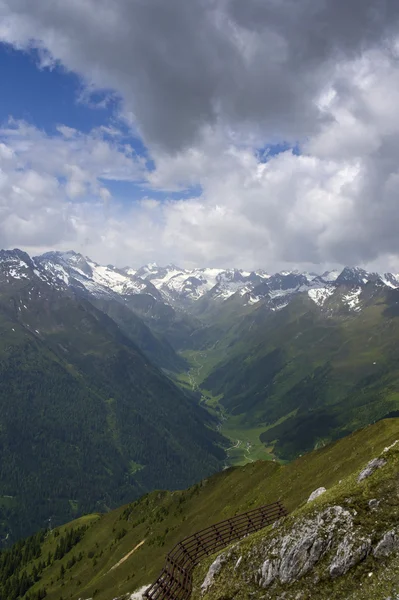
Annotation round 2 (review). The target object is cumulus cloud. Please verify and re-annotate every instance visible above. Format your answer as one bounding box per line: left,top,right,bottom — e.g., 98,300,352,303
2,0,399,150
0,120,144,249
1,1,399,270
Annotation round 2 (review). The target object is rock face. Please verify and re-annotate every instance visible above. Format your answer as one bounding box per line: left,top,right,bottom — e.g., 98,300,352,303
329,535,371,577
307,487,327,503
257,506,357,588
374,530,399,558
357,458,386,482
201,554,226,593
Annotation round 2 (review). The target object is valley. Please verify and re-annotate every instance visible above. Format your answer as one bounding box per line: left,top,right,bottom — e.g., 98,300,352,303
3,249,399,598
176,349,278,466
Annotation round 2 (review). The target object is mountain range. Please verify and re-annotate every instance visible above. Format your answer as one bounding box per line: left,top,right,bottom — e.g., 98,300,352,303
0,249,225,543
3,247,399,544
23,251,399,318
27,250,399,314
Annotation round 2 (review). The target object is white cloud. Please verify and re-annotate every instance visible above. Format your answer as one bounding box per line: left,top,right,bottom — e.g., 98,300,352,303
0,120,144,249
1,2,399,270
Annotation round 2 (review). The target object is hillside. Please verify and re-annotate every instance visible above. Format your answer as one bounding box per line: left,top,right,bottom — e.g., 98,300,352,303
3,418,399,600
4,249,399,542
193,424,399,600
184,283,399,461
0,250,225,543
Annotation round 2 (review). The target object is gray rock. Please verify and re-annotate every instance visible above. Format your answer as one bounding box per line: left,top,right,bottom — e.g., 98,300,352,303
258,506,353,588
307,487,327,503
374,530,399,558
260,557,279,587
128,587,151,600
201,553,226,593
368,499,380,510
357,458,387,482
329,535,371,577
234,556,242,570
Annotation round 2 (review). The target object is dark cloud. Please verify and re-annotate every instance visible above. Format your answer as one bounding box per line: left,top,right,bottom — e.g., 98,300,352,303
2,0,399,151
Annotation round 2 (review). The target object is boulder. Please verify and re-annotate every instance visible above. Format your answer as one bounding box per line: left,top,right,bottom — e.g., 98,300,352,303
374,530,399,558
201,553,226,593
357,458,386,483
307,487,327,503
329,534,371,577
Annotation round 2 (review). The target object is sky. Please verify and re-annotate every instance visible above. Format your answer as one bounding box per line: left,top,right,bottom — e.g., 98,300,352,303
1,1,399,271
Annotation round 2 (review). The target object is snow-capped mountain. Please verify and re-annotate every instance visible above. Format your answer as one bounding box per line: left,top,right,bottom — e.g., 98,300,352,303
229,267,399,314
35,251,161,300
335,266,372,286
0,248,68,292
134,263,270,305
2,248,399,317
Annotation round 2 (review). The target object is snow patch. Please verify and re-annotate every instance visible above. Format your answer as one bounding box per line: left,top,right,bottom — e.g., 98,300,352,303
308,287,334,306
247,295,262,306
343,288,362,310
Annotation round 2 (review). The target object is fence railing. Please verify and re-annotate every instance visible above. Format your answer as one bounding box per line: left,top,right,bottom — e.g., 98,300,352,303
143,500,287,600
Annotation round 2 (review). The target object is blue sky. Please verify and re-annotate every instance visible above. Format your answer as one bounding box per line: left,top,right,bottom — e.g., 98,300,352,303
0,44,173,205
0,42,291,206
0,44,111,134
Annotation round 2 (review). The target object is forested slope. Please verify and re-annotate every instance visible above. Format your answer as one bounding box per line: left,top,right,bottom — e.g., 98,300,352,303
0,252,225,543
2,418,399,600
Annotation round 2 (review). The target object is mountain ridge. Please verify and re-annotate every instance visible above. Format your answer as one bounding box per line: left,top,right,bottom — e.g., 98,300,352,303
0,252,226,543
3,247,399,319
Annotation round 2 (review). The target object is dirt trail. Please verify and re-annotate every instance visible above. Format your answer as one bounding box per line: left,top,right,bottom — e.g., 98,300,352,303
109,540,146,572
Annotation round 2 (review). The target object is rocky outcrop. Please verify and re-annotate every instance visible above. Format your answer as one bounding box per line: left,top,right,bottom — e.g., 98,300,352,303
373,530,399,558
357,457,386,482
256,506,359,588
307,487,326,502
201,554,226,593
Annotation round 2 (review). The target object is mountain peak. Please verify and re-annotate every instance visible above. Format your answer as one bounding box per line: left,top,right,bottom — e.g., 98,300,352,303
336,266,370,285
0,249,35,281
0,248,32,264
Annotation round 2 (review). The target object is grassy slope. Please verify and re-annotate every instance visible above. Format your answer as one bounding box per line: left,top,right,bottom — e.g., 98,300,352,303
176,350,275,466
195,286,399,460
13,418,399,600
0,278,226,542
193,422,399,600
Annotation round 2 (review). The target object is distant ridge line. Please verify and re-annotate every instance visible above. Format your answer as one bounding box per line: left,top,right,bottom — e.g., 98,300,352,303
143,500,287,600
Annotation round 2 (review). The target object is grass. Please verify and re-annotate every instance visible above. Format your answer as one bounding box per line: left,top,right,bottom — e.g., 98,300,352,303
191,424,399,600
15,418,399,600
192,291,399,460
175,350,278,466
219,417,276,465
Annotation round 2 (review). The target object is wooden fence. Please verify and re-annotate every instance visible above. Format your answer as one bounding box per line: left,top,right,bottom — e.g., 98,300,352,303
143,500,287,600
